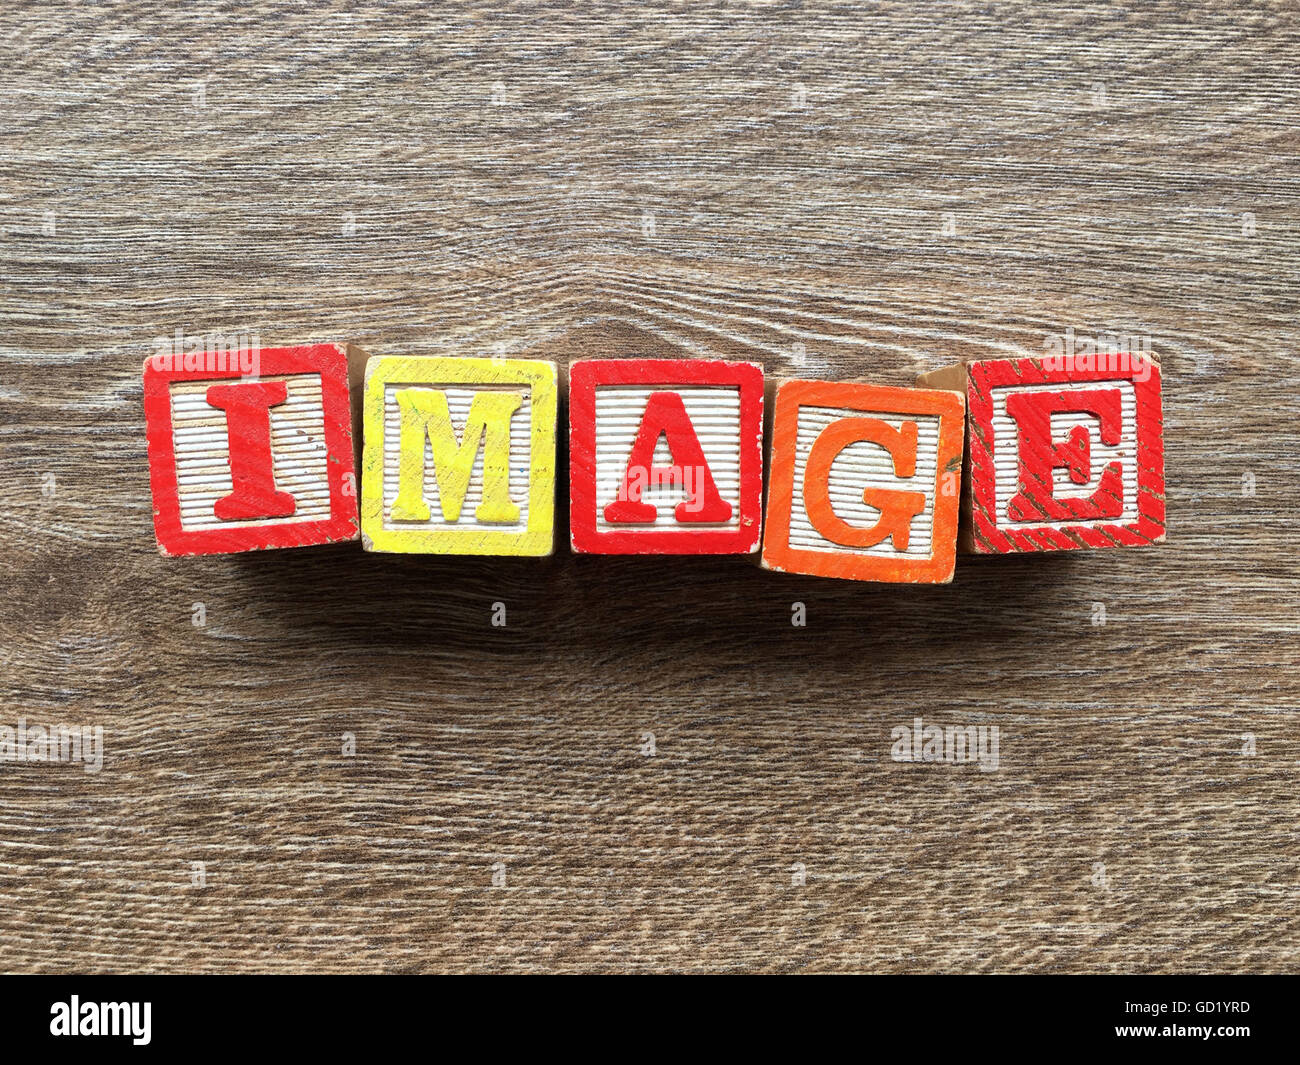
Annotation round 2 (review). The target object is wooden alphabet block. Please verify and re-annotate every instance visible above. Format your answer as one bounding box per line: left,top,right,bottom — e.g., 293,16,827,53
917,355,1165,552
760,381,966,582
144,343,361,556
360,356,557,555
568,358,764,554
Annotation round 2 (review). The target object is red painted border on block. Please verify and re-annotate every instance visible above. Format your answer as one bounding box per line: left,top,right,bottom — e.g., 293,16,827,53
144,344,360,556
966,357,1165,553
569,358,765,554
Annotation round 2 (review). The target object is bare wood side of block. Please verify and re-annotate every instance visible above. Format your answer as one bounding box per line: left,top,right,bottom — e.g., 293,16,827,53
346,343,372,488
917,362,976,552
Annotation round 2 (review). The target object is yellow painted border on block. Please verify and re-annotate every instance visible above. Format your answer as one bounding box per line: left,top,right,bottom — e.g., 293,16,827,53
361,356,557,555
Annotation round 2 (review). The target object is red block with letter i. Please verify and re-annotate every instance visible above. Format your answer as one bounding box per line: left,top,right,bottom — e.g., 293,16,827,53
569,358,765,554
918,353,1165,552
144,343,361,555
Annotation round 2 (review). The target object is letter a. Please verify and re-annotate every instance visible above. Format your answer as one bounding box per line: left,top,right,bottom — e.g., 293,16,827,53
603,391,731,524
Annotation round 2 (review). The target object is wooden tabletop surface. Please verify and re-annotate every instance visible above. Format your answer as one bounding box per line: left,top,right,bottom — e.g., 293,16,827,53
2,0,1297,973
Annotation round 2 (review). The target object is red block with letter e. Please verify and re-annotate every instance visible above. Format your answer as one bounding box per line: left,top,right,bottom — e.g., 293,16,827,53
144,343,361,555
569,358,765,554
921,354,1165,552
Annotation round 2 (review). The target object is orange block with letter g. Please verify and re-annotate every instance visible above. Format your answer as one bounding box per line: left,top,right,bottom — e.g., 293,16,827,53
760,380,966,583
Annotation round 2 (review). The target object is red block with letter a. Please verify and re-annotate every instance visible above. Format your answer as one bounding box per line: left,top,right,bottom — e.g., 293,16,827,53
920,354,1165,552
144,343,361,556
568,358,765,554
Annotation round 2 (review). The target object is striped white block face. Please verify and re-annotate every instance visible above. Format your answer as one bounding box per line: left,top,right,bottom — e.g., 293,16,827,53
169,373,331,531
788,405,942,557
989,380,1139,529
593,385,742,531
381,384,531,532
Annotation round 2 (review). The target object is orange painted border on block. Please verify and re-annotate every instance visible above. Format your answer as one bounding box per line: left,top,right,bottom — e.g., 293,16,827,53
760,380,966,583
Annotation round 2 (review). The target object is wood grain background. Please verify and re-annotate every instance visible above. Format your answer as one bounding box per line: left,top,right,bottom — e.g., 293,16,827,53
2,0,1297,973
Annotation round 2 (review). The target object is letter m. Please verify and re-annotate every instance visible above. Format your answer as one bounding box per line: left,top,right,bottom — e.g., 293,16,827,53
391,389,522,524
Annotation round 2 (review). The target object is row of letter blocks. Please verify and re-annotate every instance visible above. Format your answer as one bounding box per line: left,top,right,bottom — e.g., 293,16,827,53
144,345,1165,581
